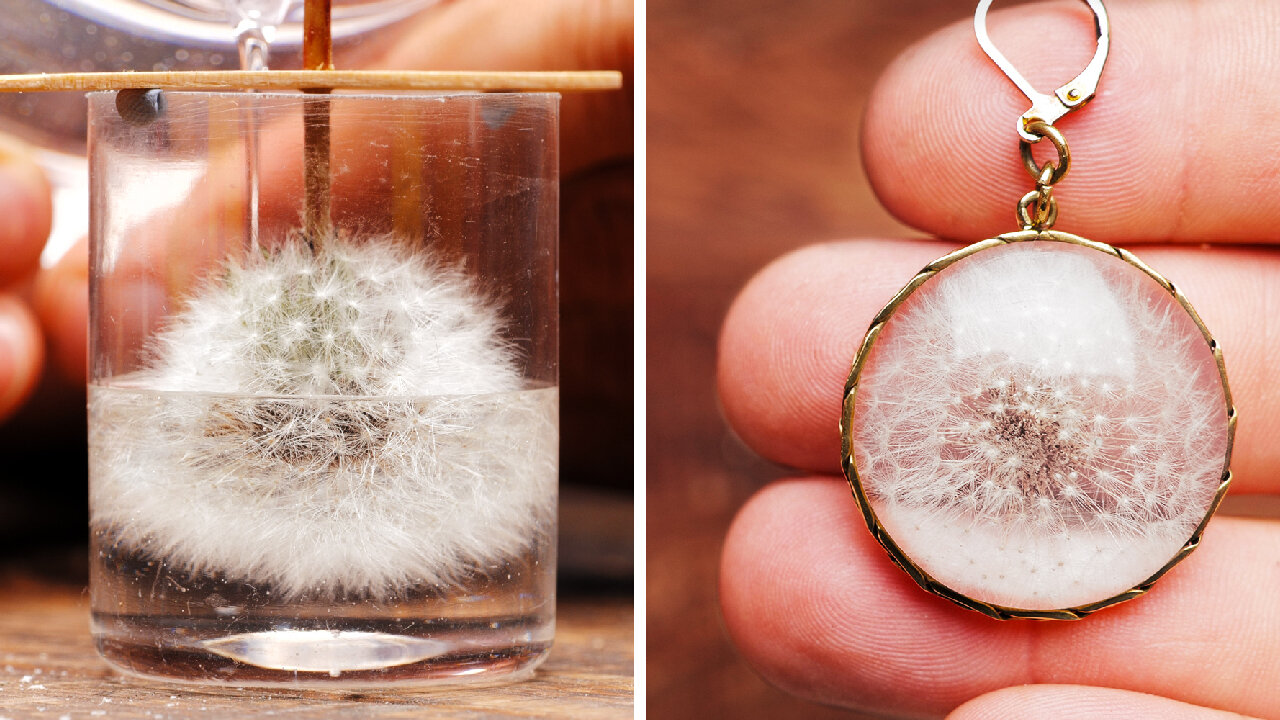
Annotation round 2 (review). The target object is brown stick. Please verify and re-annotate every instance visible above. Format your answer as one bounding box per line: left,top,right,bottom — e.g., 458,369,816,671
302,96,330,244
0,70,625,92
303,0,334,72
302,0,333,246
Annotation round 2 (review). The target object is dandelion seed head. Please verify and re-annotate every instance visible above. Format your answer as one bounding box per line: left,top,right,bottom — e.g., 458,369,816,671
90,233,556,599
851,242,1229,610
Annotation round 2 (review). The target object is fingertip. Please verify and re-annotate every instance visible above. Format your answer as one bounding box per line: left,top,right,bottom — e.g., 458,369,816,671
0,295,44,423
33,236,88,384
862,0,1280,243
717,240,956,471
374,0,633,175
720,477,1026,716
948,685,1244,720
0,135,53,286
717,243,859,469
720,479,840,640
719,478,870,708
862,4,1098,240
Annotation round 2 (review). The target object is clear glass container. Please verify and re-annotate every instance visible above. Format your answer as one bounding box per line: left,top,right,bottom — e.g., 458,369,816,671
87,90,559,687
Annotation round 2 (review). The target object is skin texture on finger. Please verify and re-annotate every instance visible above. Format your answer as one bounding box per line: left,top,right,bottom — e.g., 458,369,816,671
0,295,44,422
861,0,1280,243
373,0,634,175
948,685,1259,720
0,132,53,287
720,477,1280,719
717,238,1280,493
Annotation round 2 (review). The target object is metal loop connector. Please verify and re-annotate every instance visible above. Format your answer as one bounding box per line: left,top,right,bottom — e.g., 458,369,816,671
1019,120,1070,186
1018,188,1058,230
1034,160,1056,189
975,0,1110,141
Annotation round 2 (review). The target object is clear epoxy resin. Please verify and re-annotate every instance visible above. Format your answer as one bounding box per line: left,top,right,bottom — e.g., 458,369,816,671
847,237,1231,614
89,234,558,684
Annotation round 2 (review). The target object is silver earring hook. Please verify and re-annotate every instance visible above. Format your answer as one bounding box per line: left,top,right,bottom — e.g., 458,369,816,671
975,0,1110,142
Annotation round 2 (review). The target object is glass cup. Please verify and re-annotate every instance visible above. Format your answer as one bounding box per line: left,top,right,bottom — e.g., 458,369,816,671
87,90,559,686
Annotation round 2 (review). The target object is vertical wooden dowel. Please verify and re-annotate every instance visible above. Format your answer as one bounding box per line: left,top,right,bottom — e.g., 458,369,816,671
302,97,331,244
302,0,333,246
303,0,334,71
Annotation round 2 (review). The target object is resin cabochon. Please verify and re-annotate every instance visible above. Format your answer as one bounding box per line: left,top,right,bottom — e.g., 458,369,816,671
848,239,1230,613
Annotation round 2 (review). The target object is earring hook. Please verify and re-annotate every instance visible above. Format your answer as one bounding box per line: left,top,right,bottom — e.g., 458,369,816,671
975,0,1109,142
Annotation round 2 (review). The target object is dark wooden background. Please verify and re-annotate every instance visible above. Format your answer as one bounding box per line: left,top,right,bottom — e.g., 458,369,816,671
648,1,984,716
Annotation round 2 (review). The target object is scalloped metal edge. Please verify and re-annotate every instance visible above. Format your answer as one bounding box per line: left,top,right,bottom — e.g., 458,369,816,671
839,229,1236,621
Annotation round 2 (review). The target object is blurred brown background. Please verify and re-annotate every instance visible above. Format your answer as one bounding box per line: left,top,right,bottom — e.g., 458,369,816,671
648,0,982,716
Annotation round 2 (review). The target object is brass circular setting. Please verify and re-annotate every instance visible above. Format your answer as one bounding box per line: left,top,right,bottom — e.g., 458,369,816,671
840,230,1234,620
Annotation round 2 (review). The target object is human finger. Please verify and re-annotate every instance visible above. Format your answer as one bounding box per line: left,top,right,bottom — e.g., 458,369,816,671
373,0,634,175
0,132,53,287
720,477,1280,719
948,685,1260,720
717,239,1280,493
32,236,88,384
861,0,1280,243
0,295,43,422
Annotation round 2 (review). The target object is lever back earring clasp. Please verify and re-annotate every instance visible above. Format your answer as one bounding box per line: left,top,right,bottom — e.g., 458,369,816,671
975,0,1110,141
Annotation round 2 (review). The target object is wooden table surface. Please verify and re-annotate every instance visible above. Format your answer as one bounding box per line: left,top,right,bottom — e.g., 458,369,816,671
0,567,632,719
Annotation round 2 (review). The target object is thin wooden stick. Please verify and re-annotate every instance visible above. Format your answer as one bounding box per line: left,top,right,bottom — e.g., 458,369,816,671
302,0,333,246
0,70,623,92
302,96,330,245
303,0,334,72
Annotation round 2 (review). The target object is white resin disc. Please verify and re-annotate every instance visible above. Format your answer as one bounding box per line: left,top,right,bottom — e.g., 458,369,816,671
851,240,1229,612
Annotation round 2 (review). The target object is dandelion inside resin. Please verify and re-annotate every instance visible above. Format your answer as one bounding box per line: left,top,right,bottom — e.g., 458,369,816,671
90,234,557,599
851,241,1229,611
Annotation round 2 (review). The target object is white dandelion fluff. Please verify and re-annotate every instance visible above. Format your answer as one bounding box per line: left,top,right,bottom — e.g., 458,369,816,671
89,234,557,599
852,241,1229,611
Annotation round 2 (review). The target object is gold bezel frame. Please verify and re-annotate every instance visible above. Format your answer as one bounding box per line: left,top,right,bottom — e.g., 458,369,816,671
839,229,1236,620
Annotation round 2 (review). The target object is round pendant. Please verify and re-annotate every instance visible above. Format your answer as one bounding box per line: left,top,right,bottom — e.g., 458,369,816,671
840,231,1234,619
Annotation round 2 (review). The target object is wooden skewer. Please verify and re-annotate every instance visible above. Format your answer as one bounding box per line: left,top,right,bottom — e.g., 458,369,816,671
0,70,623,92
302,0,333,245
303,0,335,73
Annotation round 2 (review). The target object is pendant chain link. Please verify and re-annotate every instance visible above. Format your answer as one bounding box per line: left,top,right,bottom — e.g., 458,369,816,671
1016,119,1070,231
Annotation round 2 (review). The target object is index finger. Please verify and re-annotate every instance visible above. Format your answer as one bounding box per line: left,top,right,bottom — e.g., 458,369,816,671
0,132,52,287
862,0,1280,243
